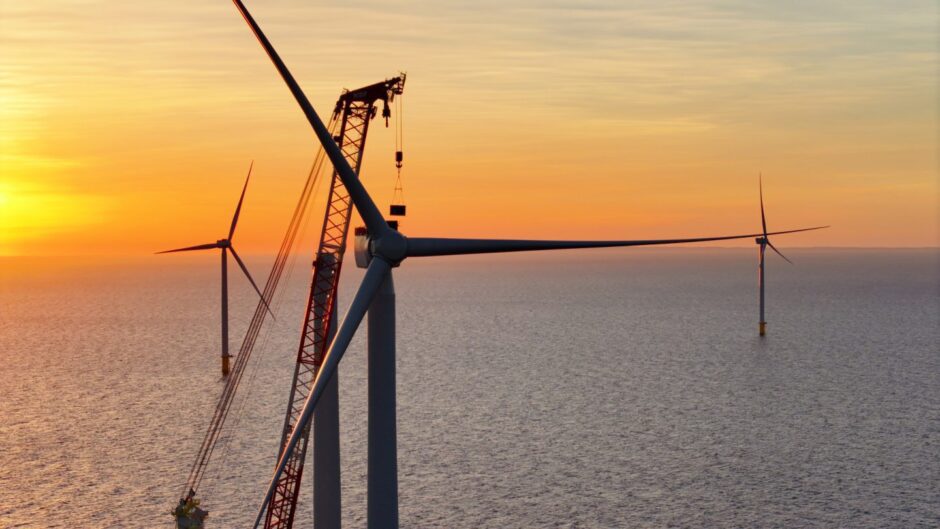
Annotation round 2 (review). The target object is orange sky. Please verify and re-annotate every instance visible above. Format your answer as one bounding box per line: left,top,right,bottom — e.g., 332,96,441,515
1,0,937,256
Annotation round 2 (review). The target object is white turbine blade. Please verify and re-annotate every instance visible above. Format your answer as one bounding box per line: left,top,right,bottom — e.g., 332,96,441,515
229,246,275,318
766,240,794,264
230,0,389,236
406,227,829,257
253,257,392,529
229,160,253,240
155,242,219,254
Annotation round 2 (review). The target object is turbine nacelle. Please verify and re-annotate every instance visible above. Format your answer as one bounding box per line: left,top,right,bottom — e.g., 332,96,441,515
217,239,231,248
354,227,371,268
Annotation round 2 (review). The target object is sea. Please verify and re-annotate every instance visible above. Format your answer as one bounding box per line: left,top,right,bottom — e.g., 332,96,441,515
1,248,937,528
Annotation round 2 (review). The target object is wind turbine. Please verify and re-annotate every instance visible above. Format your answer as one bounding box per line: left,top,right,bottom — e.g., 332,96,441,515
754,174,826,336
228,2,827,527
158,162,272,377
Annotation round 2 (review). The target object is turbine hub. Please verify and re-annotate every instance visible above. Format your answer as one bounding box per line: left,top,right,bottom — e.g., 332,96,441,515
371,229,408,265
217,239,230,248
355,226,407,268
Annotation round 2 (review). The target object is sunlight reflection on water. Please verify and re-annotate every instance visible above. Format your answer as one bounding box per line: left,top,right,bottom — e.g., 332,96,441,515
1,249,937,528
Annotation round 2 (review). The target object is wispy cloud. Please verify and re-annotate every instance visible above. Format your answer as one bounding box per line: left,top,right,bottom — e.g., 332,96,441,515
0,0,936,252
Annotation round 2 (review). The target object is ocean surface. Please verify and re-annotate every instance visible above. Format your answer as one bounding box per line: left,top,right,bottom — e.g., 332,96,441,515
1,248,937,528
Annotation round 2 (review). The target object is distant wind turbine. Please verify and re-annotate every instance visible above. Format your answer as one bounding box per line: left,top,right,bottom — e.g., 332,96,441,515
157,162,273,376
755,174,827,336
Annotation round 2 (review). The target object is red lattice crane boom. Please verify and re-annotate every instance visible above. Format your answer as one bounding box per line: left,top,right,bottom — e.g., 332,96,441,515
264,74,406,529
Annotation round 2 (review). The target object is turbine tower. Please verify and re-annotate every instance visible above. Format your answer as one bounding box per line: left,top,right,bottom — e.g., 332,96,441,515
754,175,826,336
158,162,272,376
228,2,827,527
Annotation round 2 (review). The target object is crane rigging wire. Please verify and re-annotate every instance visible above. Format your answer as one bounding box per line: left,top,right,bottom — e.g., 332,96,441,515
209,153,331,488
187,136,332,497
193,134,334,493
180,114,340,501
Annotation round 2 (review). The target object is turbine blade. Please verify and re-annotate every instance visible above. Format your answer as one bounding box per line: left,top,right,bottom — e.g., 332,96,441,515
230,0,389,236
229,246,275,318
760,173,767,237
766,240,794,264
406,227,830,257
229,161,253,240
253,258,392,529
155,243,219,254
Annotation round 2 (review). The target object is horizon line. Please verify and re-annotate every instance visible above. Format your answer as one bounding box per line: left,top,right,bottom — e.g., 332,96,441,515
2,246,939,259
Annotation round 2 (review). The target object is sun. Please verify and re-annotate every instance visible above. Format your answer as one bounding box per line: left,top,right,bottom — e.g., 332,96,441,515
0,180,108,256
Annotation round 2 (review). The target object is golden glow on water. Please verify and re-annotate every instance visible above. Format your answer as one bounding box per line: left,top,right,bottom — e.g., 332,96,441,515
1,250,938,526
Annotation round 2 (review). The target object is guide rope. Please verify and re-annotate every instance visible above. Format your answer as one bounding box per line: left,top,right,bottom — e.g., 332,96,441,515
180,114,339,501
210,153,329,484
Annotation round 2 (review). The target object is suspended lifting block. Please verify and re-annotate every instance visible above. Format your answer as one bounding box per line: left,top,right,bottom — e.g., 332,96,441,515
389,204,406,216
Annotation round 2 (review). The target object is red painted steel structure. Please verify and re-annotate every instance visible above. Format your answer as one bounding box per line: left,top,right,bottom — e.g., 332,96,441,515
264,75,406,529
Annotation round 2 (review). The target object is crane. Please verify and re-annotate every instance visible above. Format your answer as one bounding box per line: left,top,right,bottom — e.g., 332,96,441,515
264,74,406,529
173,74,405,529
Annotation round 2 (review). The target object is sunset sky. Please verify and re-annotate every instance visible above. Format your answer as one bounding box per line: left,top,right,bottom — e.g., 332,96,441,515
1,0,937,256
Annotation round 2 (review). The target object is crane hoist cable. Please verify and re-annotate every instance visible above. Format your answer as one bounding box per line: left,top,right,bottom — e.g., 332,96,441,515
390,91,406,218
